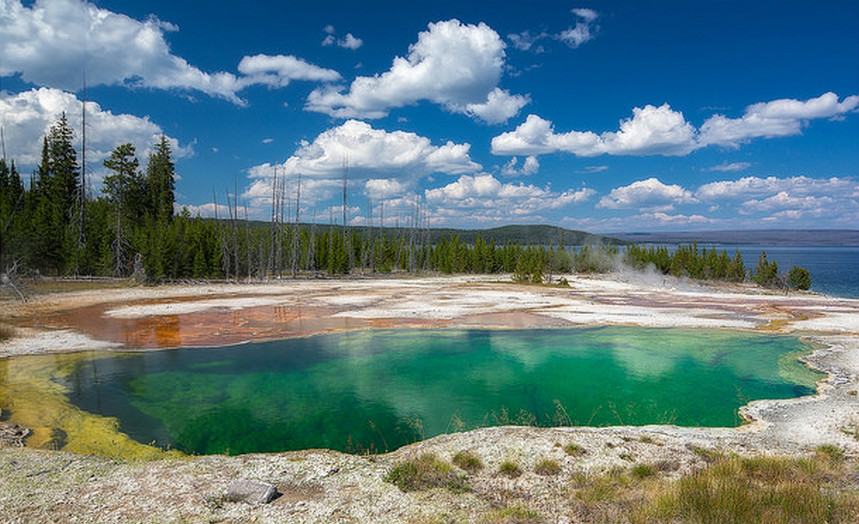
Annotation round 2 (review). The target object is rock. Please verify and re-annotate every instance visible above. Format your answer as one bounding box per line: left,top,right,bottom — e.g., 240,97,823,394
225,479,278,504
0,421,31,447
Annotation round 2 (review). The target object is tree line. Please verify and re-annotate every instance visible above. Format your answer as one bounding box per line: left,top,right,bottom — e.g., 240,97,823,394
1,114,810,291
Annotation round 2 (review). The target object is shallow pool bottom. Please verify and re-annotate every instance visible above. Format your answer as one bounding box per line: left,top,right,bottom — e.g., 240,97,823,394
1,327,821,456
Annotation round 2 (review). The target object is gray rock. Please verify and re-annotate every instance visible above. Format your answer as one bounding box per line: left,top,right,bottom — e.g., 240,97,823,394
226,479,278,504
0,422,31,447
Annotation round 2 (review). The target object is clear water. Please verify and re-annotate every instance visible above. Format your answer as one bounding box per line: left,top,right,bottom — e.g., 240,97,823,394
637,245,859,298
58,327,820,455
729,245,859,299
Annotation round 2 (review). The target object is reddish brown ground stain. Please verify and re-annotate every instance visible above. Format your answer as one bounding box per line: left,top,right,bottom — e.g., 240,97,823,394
40,300,376,349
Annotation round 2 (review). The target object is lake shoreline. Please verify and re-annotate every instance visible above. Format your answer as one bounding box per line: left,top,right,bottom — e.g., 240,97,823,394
1,273,858,523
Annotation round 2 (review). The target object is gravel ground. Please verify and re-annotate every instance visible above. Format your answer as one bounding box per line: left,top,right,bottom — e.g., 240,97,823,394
1,274,857,523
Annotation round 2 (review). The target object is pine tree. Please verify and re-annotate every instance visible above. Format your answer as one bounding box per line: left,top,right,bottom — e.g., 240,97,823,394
145,135,175,222
103,143,139,276
30,115,80,274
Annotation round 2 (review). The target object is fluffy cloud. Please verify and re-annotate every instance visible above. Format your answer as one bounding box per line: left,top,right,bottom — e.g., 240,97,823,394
598,177,698,211
364,178,409,199
705,161,751,172
0,87,192,170
739,192,835,215
425,173,595,223
0,0,339,105
321,25,363,50
593,175,859,227
696,175,859,201
492,105,697,157
242,120,481,215
509,8,599,52
465,88,531,125
699,92,859,147
236,55,341,88
492,93,857,157
558,8,599,48
501,156,540,176
260,120,481,179
305,19,527,123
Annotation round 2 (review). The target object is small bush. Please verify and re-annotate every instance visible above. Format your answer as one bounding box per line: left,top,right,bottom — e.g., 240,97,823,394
815,444,844,462
384,453,469,493
534,458,561,476
0,325,14,342
499,459,522,478
649,454,858,524
452,450,483,472
481,505,544,524
690,445,722,463
631,463,655,479
787,265,811,290
564,443,585,456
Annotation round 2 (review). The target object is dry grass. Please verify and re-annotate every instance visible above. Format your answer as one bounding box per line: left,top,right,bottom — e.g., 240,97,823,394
564,453,859,524
498,459,522,478
452,450,483,472
385,453,470,494
534,458,561,476
0,324,14,342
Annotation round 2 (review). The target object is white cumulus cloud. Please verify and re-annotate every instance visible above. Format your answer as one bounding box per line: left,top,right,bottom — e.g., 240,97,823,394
501,155,540,176
0,87,192,172
321,26,363,50
696,175,859,201
558,8,599,48
699,92,859,147
0,0,341,105
236,54,341,88
305,19,528,123
242,120,481,216
598,177,698,211
492,92,857,158
425,173,595,223
492,104,697,157
705,161,751,172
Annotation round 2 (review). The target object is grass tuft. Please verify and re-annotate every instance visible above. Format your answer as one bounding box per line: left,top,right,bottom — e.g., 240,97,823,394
0,324,14,342
563,442,585,457
452,450,483,472
646,454,858,524
631,463,655,479
481,505,544,524
384,453,470,494
498,459,522,478
815,444,844,462
534,458,561,476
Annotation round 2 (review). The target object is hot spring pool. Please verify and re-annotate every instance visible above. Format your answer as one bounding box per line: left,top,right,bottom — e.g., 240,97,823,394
0,327,822,456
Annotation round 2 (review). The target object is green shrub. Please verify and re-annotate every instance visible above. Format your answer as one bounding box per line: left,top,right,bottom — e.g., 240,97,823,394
384,453,469,493
534,458,561,476
815,444,844,462
564,442,585,456
631,463,655,479
452,450,483,472
499,459,522,478
788,265,812,290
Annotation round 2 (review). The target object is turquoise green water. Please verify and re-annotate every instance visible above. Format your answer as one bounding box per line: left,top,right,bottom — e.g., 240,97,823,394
60,327,820,455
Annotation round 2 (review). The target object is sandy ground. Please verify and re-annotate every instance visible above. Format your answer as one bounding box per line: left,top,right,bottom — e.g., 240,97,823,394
1,272,858,523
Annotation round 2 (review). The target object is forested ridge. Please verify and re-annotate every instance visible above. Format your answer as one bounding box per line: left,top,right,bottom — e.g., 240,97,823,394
1,114,809,290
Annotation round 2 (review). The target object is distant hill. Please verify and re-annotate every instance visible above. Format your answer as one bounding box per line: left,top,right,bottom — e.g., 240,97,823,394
424,224,619,245
236,221,619,245
611,229,859,246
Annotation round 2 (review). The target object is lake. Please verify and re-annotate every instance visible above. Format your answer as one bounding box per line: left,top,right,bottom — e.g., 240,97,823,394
630,244,858,298
45,327,820,455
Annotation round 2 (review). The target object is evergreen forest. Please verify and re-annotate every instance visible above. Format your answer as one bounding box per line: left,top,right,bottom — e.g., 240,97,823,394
0,114,810,290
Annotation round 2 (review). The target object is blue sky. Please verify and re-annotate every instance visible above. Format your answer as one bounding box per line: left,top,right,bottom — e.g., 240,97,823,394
1,0,857,232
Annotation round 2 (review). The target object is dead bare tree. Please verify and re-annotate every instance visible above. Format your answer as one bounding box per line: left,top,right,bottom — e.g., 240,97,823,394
1,260,27,302
291,172,301,277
